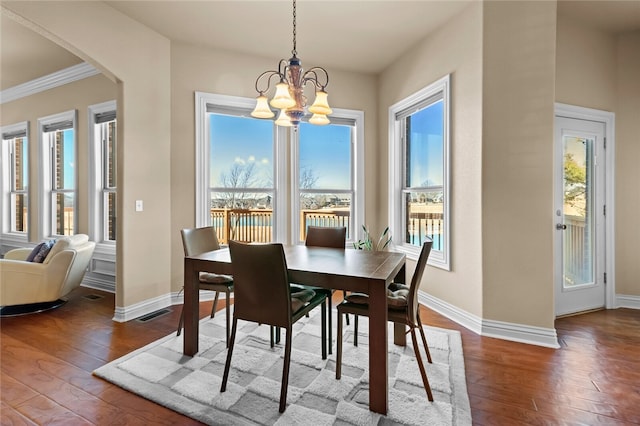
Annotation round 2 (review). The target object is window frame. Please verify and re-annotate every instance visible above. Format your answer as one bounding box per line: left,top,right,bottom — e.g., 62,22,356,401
88,100,117,248
38,109,77,239
389,74,451,269
291,110,364,245
1,121,30,243
195,92,287,242
195,92,364,245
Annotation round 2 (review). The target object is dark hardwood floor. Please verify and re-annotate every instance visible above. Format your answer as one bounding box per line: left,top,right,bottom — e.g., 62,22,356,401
1,286,638,425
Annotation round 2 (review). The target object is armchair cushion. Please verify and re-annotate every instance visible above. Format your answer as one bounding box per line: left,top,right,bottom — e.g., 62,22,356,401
32,239,56,263
26,242,46,262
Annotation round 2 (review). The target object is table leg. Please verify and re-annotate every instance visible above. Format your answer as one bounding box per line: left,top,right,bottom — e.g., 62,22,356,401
368,279,388,415
183,259,199,356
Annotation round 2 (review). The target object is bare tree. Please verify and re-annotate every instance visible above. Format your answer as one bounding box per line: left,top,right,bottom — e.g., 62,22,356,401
218,162,259,208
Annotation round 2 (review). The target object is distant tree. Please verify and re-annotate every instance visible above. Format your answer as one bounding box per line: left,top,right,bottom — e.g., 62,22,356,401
219,162,259,208
299,166,319,209
564,153,586,215
300,166,319,190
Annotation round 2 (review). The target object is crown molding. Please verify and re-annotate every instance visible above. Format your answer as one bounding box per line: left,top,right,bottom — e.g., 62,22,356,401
0,62,99,104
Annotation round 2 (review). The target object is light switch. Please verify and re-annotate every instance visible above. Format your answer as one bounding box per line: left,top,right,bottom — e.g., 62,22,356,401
135,200,143,212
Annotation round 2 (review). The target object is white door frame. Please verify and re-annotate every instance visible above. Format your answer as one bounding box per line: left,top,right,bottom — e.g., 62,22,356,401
554,103,616,313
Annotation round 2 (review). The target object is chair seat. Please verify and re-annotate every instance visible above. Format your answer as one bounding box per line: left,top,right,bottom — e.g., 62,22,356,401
344,285,410,308
290,287,316,312
199,272,233,284
337,300,410,324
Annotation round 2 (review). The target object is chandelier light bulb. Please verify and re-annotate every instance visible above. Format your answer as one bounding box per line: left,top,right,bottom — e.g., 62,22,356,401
270,82,296,109
275,109,293,127
251,95,275,119
308,91,332,115
309,113,330,126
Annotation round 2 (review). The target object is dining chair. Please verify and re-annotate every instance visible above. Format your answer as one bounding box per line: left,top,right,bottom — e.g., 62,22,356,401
335,239,434,402
304,226,347,353
221,241,328,413
177,227,234,347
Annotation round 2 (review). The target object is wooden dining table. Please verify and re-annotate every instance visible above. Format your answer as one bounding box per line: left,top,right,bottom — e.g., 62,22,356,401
183,244,406,415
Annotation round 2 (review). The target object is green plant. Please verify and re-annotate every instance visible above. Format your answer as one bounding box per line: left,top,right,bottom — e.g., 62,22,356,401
353,225,392,251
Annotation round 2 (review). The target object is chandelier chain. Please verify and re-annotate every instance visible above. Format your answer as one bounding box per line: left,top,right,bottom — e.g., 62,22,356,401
292,0,297,56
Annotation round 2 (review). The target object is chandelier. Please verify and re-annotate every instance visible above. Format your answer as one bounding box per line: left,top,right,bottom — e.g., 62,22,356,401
250,0,332,127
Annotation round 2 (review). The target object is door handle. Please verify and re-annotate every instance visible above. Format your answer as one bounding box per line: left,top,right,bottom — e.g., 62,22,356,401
556,224,567,230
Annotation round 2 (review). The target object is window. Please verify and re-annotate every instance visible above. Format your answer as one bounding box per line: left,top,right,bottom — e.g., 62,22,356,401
195,92,363,245
294,113,363,243
89,101,117,244
389,75,450,269
1,122,29,239
38,110,77,238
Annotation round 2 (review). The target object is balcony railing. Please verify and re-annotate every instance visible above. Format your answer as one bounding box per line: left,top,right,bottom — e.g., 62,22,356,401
209,208,351,244
407,212,444,251
564,215,592,286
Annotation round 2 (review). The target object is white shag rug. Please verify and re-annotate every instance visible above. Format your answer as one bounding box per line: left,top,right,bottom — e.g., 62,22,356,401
93,308,471,426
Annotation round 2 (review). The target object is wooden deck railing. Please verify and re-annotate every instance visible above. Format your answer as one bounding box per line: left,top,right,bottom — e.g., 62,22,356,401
209,208,351,243
564,215,591,285
407,212,444,250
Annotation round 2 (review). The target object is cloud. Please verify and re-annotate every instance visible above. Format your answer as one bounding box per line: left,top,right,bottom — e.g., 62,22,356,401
234,157,245,165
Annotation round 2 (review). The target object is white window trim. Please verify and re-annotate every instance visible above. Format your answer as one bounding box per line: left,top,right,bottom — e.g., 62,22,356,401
291,109,365,245
38,109,77,240
195,92,287,242
88,100,116,255
1,121,30,243
388,74,451,269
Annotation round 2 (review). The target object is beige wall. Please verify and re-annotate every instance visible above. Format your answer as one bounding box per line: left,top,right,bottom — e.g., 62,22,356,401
3,1,172,309
556,16,617,110
378,2,484,318
615,31,640,296
0,75,117,239
556,16,640,298
169,42,378,291
482,1,557,328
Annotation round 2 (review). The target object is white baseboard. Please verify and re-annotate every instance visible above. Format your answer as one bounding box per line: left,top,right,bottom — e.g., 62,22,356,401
113,293,173,323
419,291,560,348
616,294,640,309
113,290,225,322
81,276,115,294
418,291,483,335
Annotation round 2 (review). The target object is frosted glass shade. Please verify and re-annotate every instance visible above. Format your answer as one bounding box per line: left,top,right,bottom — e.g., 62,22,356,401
251,95,275,119
308,91,332,115
270,83,296,109
309,113,330,125
275,109,293,127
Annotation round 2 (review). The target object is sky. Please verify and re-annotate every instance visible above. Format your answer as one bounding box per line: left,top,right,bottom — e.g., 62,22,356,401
407,100,444,188
62,129,75,189
209,114,352,190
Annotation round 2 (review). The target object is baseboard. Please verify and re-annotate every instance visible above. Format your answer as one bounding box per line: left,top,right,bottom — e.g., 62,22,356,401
616,294,640,309
418,291,483,335
419,291,560,348
113,293,172,323
113,290,225,322
481,319,560,349
81,276,115,294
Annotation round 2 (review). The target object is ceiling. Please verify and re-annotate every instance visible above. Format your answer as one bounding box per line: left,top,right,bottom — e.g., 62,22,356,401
1,0,640,91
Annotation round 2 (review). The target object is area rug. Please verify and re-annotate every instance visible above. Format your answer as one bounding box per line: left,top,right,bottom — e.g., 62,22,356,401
93,309,471,426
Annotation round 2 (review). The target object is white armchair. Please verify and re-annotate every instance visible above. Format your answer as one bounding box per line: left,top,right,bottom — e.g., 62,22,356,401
0,234,96,309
